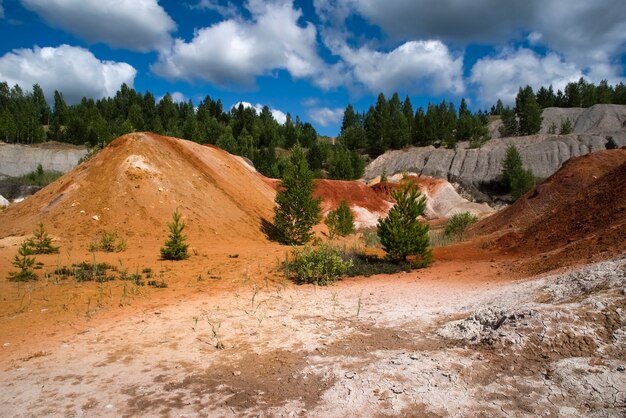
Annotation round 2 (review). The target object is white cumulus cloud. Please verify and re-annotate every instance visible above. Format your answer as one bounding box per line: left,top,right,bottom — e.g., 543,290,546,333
339,40,464,96
318,0,626,86
469,48,583,106
0,45,136,103
152,0,336,89
307,107,344,128
21,0,176,51
233,101,287,125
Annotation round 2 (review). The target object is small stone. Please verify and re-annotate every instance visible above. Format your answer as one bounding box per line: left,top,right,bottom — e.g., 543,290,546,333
617,365,625,372
233,370,241,376
391,384,404,394
80,210,85,214
344,371,355,379
92,215,99,221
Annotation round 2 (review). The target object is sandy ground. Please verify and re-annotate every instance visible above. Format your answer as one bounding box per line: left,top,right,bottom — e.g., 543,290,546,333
1,247,624,417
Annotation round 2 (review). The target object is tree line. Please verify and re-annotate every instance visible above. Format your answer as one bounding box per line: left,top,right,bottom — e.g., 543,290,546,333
338,93,490,156
0,81,364,180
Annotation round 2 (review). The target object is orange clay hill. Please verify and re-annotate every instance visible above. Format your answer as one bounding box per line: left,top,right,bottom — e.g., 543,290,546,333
472,148,626,271
0,132,278,250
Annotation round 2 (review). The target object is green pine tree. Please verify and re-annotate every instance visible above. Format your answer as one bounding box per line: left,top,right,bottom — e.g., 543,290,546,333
160,210,189,260
7,241,38,282
273,144,321,245
501,144,535,200
515,86,543,135
25,222,59,254
377,181,432,265
325,200,355,238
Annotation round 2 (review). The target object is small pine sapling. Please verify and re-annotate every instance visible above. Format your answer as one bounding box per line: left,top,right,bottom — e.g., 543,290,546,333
25,222,59,254
160,210,189,260
7,241,38,282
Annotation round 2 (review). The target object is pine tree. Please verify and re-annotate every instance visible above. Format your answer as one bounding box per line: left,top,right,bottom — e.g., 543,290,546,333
7,241,38,282
377,181,432,265
501,144,535,200
25,222,59,254
456,98,473,141
160,210,189,260
515,86,543,135
499,107,519,137
273,144,321,245
325,200,355,238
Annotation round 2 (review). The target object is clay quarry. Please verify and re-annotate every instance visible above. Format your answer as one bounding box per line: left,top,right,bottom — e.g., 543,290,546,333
0,106,625,417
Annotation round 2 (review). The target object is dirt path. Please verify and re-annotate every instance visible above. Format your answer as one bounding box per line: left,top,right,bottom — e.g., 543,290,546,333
2,256,624,417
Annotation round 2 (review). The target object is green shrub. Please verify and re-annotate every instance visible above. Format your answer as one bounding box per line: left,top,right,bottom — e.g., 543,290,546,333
343,252,411,277
7,241,38,282
73,262,115,282
160,210,189,260
444,212,478,240
325,200,355,238
88,230,127,253
286,244,352,286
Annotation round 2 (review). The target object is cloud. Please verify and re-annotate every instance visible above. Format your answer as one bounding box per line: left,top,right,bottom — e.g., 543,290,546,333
469,48,583,106
20,0,176,51
157,91,188,103
532,0,626,77
307,107,343,127
0,45,136,103
192,0,238,18
337,40,464,95
335,0,531,44
233,101,287,125
153,0,336,89
320,0,626,79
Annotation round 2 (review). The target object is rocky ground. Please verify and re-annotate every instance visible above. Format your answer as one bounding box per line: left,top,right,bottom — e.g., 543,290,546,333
1,256,624,417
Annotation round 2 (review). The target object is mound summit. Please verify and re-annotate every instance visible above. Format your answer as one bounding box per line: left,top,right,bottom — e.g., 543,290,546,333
0,133,277,247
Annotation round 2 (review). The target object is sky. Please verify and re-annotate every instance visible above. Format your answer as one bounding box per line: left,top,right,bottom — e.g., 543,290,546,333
0,0,625,136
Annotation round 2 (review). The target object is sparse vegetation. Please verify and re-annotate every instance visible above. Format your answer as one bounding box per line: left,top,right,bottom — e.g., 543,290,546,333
377,181,432,266
285,243,352,286
559,118,573,135
14,164,63,187
325,200,355,238
160,210,189,260
73,262,116,283
7,241,38,282
444,212,478,240
88,230,127,253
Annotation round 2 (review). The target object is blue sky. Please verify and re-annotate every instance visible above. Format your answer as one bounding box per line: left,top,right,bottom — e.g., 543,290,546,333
0,0,624,136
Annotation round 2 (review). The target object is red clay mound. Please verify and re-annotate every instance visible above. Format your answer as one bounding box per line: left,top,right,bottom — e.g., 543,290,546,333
313,179,392,215
0,133,277,246
474,148,626,269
